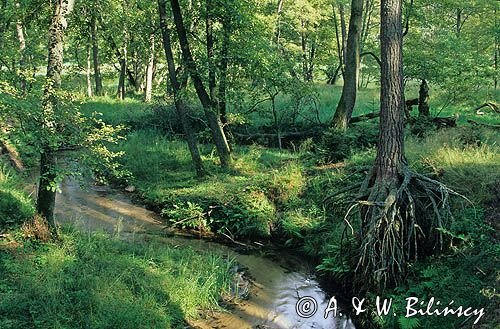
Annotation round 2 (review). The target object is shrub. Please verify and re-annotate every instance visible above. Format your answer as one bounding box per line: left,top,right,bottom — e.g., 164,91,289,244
318,124,378,164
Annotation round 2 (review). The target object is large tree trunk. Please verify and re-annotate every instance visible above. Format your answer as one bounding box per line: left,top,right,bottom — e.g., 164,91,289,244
357,0,405,290
90,8,103,96
170,0,231,168
158,0,205,177
144,33,155,102
37,0,74,227
332,0,364,130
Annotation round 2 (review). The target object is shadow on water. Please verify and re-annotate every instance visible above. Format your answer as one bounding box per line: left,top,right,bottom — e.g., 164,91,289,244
55,179,356,329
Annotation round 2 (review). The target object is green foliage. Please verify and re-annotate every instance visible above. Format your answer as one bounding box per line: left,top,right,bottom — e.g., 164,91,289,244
162,201,208,231
0,164,34,230
0,228,234,328
318,124,379,163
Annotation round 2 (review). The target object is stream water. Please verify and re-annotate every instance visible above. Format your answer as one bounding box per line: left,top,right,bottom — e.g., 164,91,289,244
55,180,355,329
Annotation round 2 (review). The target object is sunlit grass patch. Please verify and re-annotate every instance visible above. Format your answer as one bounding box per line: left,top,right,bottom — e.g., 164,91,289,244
0,229,234,328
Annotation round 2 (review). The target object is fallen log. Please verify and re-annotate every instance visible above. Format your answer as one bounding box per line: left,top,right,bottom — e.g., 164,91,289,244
350,112,379,123
233,129,324,141
467,120,500,129
473,102,499,115
432,116,457,128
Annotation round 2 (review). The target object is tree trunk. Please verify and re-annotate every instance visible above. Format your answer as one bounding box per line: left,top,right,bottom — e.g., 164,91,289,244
144,33,155,102
158,0,205,177
86,40,93,97
90,9,103,96
206,0,216,102
37,0,75,227
118,54,126,99
301,20,309,81
170,0,231,168
332,5,344,78
339,4,347,67
418,79,429,117
15,18,26,94
332,0,364,130
219,8,232,144
358,0,406,290
275,0,284,45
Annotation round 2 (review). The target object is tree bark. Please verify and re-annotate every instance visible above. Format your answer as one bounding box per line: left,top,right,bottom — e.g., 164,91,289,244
219,7,231,142
418,79,429,117
170,0,231,168
358,0,406,290
332,5,345,78
158,0,205,177
15,16,26,94
86,40,93,97
144,33,155,102
90,6,103,96
37,0,75,227
332,0,364,130
206,0,216,102
339,4,347,67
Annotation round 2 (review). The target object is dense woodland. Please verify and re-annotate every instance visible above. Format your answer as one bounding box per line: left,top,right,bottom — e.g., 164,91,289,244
0,0,499,328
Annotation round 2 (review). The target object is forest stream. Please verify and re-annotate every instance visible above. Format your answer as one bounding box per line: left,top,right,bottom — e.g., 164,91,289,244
54,179,356,329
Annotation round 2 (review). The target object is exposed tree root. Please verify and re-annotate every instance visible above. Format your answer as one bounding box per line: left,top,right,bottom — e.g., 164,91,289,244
332,166,468,291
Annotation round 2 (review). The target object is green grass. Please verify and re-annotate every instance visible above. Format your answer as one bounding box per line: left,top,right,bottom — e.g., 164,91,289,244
0,228,234,329
117,129,305,238
0,163,34,230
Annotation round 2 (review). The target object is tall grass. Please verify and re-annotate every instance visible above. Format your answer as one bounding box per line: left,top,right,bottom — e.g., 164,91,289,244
0,163,34,230
0,229,234,329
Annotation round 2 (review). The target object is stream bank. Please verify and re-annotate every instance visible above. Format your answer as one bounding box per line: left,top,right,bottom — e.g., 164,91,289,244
55,179,355,329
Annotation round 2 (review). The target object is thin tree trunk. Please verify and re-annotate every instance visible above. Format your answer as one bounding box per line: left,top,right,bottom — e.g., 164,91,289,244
332,0,364,130
37,0,75,227
170,0,231,168
206,0,216,102
86,40,93,97
158,0,205,177
219,8,231,141
456,9,462,36
97,15,138,91
301,20,309,81
418,79,429,117
308,37,316,81
339,4,347,67
117,27,127,100
144,33,155,102
15,14,26,94
90,8,103,96
332,5,345,78
118,54,126,99
275,0,284,45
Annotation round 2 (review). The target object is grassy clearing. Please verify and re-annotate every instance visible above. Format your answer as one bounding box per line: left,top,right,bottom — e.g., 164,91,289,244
0,228,233,329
